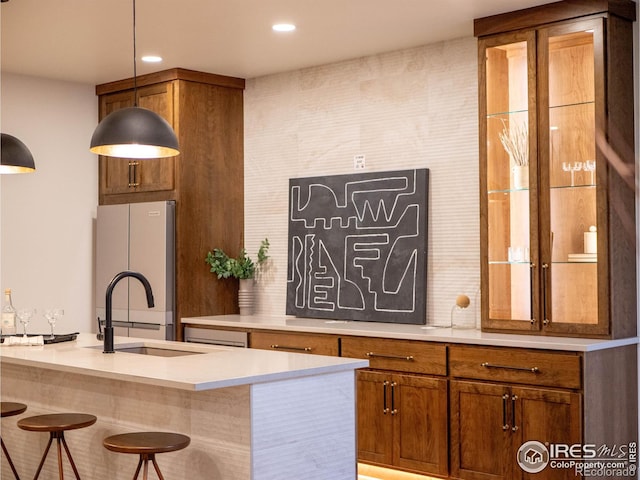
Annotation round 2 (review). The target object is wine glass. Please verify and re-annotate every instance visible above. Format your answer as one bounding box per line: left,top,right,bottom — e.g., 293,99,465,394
44,308,64,340
16,308,36,338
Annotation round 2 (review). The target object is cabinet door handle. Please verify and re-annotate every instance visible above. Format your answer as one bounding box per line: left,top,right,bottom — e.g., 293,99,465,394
269,344,312,352
502,393,509,431
128,161,135,187
383,380,389,414
366,352,414,361
511,394,518,432
529,262,536,325
481,362,540,374
390,381,398,415
542,263,549,325
128,161,140,187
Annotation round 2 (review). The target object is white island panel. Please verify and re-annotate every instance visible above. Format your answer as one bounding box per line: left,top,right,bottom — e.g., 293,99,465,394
251,371,356,479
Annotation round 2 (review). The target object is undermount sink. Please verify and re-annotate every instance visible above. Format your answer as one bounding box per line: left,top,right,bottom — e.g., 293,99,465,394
114,346,203,357
86,344,208,357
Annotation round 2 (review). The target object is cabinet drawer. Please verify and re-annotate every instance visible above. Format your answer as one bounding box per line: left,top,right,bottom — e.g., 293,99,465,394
341,336,447,376
449,345,581,389
250,331,339,356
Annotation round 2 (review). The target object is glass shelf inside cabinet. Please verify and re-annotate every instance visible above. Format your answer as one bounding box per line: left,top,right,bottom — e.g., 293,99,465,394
487,187,529,194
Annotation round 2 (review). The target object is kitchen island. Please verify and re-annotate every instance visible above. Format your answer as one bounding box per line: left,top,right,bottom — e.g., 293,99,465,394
0,333,368,479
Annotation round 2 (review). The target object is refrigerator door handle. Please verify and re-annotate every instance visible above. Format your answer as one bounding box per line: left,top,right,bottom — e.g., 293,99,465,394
130,322,162,331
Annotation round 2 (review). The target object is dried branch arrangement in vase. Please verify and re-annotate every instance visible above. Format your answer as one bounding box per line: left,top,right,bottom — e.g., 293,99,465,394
498,119,529,166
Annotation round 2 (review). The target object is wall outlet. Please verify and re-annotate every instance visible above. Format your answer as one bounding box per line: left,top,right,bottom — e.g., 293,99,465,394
354,154,365,170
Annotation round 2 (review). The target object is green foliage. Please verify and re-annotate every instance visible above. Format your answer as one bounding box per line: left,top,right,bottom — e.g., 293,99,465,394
205,238,270,280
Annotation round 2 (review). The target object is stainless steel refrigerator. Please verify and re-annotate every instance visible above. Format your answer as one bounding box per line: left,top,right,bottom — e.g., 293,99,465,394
95,201,175,340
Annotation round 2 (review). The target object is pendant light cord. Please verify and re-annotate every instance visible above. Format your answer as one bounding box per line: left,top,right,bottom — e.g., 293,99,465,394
132,0,138,107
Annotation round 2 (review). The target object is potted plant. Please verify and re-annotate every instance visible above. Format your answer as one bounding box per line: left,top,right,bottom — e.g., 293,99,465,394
205,239,270,315
205,238,270,279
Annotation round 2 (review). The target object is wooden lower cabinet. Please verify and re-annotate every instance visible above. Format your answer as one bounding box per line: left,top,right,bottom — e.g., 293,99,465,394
192,327,636,479
450,381,581,480
357,370,449,477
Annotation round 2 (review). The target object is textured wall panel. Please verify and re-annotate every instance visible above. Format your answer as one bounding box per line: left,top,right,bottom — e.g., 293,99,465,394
245,37,480,326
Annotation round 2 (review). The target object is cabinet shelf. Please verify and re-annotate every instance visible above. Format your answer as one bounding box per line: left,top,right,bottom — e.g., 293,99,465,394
549,99,594,110
486,108,528,118
487,184,595,195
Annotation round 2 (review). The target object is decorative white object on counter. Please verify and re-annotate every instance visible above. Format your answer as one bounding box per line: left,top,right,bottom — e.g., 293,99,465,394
451,294,475,329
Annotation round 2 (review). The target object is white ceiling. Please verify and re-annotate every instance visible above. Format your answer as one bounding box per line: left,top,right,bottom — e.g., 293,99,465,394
1,0,555,86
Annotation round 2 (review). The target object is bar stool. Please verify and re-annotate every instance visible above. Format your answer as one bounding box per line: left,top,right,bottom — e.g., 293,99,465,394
17,413,96,479
1,402,27,480
103,432,190,480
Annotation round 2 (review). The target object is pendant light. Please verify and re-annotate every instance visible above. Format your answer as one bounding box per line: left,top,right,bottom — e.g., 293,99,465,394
0,133,36,174
89,0,179,159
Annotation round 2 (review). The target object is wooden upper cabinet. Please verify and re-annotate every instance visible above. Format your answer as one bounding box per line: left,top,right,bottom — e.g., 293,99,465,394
95,68,246,337
98,83,176,199
476,1,636,338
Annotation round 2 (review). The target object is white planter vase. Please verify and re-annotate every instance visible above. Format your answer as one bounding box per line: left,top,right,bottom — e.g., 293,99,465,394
238,278,255,316
512,165,529,190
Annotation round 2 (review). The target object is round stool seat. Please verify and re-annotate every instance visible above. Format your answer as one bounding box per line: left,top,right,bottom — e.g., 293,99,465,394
104,432,190,454
18,413,96,432
104,432,190,480
18,413,97,480
1,402,27,418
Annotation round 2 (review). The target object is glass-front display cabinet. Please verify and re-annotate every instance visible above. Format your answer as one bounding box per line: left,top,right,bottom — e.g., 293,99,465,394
477,3,636,338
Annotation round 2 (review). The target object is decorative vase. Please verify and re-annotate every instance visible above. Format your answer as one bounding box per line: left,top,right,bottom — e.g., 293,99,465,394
512,165,529,190
238,278,255,315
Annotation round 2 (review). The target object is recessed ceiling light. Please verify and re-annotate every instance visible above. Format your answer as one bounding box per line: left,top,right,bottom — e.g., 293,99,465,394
141,55,162,63
272,23,296,32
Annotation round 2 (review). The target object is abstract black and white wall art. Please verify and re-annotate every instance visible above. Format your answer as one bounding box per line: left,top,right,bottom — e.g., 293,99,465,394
286,169,428,324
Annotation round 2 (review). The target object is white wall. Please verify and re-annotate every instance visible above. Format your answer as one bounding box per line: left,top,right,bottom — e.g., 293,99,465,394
0,73,97,335
244,37,480,325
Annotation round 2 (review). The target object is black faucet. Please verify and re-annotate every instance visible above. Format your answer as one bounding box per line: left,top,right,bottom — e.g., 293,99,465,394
104,270,154,354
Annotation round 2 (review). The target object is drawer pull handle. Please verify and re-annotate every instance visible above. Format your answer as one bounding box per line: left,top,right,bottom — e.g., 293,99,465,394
511,394,518,432
366,352,414,361
481,362,539,374
270,344,312,352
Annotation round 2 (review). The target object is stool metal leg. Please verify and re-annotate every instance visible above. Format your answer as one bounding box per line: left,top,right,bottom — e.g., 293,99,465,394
55,435,63,479
134,454,164,480
33,432,83,480
132,455,144,480
32,434,55,479
150,454,165,480
1,437,21,480
60,434,81,480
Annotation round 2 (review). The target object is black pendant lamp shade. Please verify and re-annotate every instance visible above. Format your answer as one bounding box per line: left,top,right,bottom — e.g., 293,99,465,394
89,106,179,159
89,0,179,159
0,133,36,174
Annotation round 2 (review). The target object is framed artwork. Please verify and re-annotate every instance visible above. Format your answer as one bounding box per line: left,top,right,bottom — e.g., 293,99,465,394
286,168,428,324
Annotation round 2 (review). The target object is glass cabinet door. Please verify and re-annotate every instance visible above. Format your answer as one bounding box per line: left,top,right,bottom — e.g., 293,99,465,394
480,32,537,330
539,19,604,334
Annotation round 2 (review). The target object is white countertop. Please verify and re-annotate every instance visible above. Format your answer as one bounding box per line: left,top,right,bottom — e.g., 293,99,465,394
182,314,639,352
0,333,368,391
